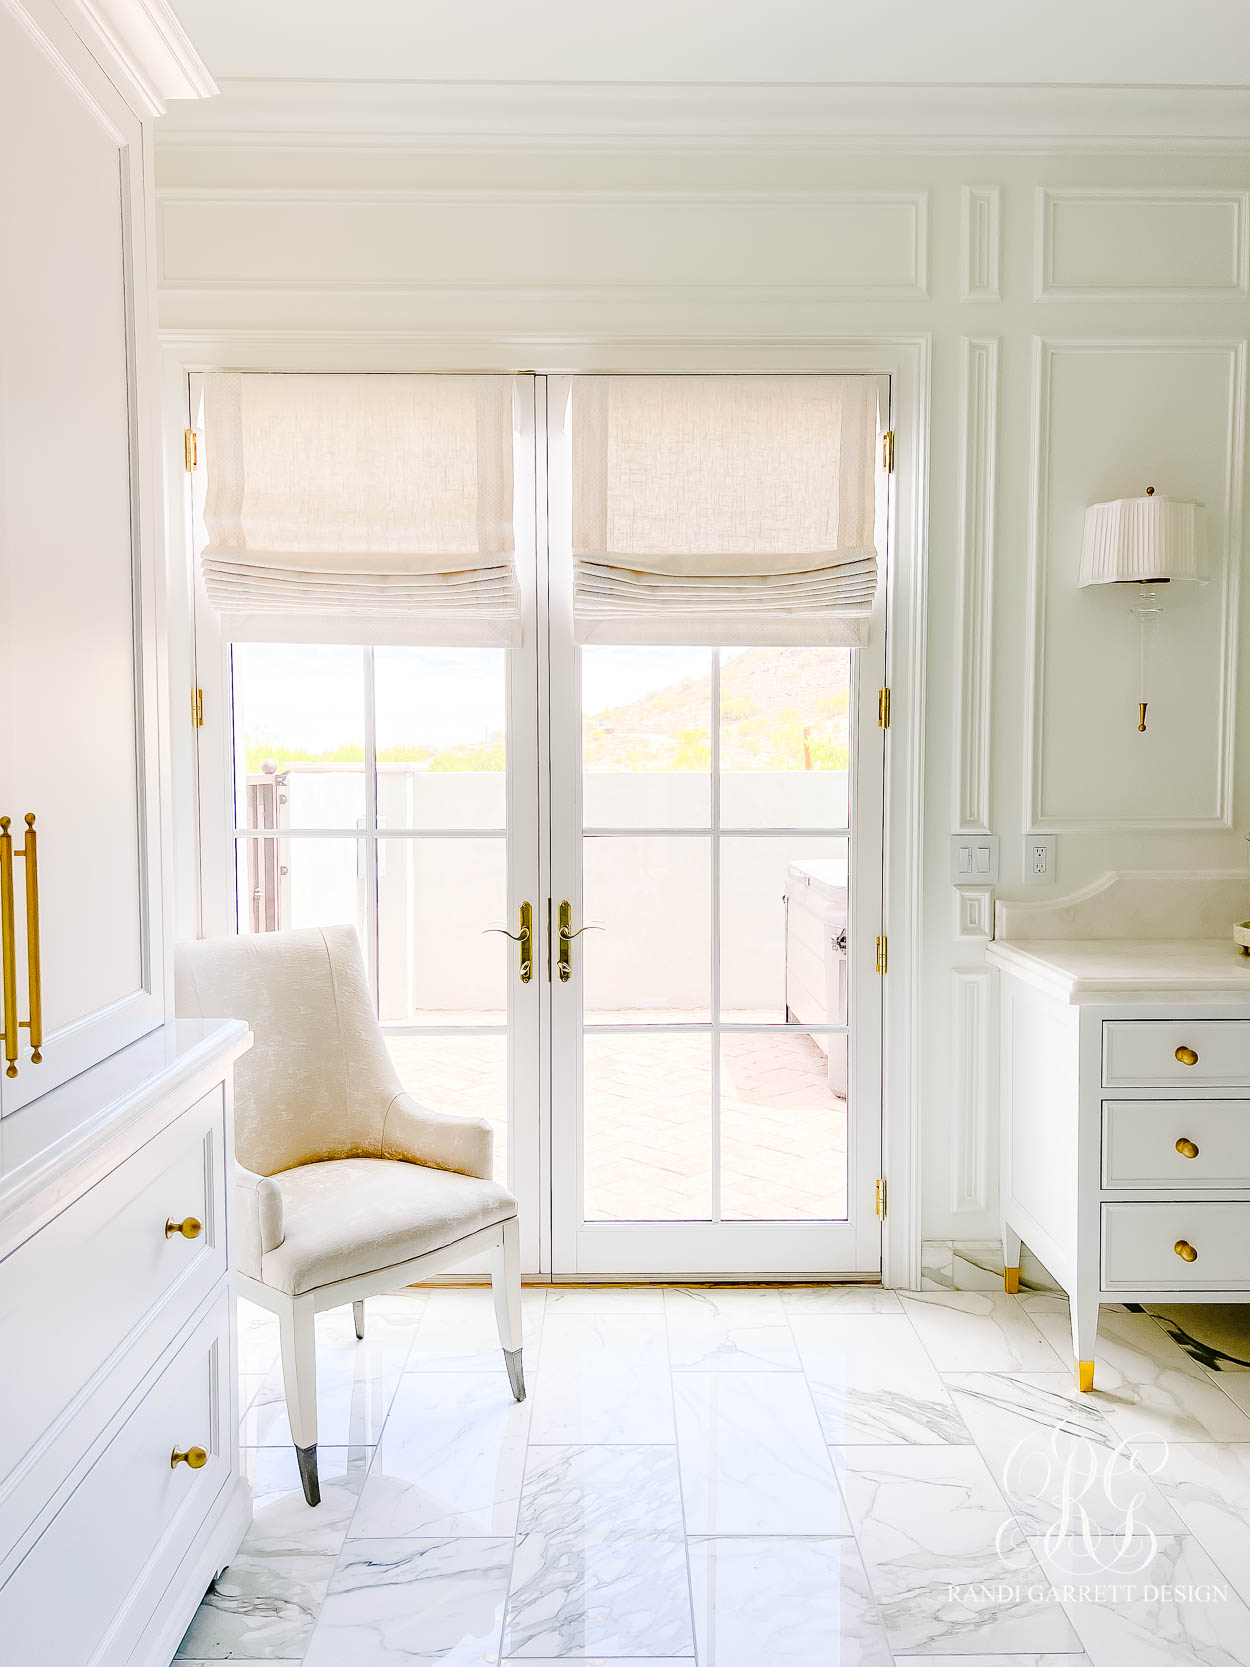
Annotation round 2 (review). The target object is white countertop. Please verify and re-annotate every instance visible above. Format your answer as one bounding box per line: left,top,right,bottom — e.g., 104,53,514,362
985,937,1250,1004
0,1018,251,1216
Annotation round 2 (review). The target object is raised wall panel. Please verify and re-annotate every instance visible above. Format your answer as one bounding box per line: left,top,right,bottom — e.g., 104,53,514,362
157,188,929,299
954,337,999,833
1037,189,1250,300
1025,338,1245,830
951,967,995,1214
961,187,1001,302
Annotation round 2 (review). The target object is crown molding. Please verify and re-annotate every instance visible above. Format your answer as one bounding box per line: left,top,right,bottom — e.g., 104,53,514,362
72,0,216,115
155,78,1250,153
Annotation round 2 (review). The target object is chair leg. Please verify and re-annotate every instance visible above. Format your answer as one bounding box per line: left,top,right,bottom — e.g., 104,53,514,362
352,1299,365,1341
278,1292,320,1506
491,1216,525,1401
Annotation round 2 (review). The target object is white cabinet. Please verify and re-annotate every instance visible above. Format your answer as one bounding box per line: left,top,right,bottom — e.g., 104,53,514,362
987,931,1250,1390
0,1020,250,1667
0,0,172,1111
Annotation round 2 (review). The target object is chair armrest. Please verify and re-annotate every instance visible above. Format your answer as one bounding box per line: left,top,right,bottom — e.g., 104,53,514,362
235,1163,286,1278
381,1090,494,1181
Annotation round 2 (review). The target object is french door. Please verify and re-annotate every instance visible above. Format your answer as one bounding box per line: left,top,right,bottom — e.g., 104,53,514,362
194,372,887,1280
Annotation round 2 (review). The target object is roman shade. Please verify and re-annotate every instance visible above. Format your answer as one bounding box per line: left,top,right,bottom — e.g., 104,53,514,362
570,374,885,645
200,373,521,645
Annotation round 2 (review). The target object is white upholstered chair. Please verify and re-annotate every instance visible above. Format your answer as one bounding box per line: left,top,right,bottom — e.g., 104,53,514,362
174,925,524,1507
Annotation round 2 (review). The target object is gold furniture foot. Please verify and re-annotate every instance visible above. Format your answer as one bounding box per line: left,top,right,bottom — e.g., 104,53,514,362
1077,1360,1095,1392
1004,1267,1020,1294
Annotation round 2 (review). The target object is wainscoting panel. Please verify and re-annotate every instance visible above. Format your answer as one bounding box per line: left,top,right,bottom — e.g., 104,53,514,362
954,337,999,833
1036,188,1250,300
960,187,1001,302
1025,337,1245,830
157,188,929,299
949,967,995,1216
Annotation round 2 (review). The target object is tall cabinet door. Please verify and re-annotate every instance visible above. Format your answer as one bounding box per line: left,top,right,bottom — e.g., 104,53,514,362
0,3,166,1112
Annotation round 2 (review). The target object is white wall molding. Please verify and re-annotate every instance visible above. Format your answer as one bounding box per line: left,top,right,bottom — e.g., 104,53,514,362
950,966,995,1215
1024,335,1245,832
156,186,928,301
960,188,1001,302
70,0,215,113
1036,187,1250,301
955,887,994,940
154,79,1250,154
954,337,999,834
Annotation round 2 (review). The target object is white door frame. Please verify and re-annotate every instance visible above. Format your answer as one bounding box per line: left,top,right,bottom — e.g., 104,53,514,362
164,333,929,1290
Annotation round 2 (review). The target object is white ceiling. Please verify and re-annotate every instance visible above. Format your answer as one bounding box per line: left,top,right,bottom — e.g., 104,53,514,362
169,0,1250,87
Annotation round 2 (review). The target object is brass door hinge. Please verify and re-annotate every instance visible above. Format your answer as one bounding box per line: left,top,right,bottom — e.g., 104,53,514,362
191,688,204,728
878,687,891,729
875,1177,887,1219
876,934,888,975
184,428,198,471
882,430,894,473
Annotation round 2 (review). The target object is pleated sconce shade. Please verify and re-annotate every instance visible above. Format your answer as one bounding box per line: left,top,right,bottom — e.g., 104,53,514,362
1078,494,1206,587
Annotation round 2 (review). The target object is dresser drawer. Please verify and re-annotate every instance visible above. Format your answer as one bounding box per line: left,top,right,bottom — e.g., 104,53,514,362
1102,1020,1250,1089
0,1088,226,1506
1102,1201,1250,1289
1102,1099,1250,1188
0,1288,230,1667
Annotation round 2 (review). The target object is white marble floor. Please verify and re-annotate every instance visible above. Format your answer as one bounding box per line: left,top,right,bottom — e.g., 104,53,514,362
175,1284,1250,1666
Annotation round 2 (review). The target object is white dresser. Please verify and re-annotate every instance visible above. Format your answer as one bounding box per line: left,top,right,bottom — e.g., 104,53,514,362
0,1020,250,1666
987,872,1250,1391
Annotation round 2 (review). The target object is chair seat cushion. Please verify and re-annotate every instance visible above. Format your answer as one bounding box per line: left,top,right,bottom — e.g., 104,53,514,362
260,1156,517,1296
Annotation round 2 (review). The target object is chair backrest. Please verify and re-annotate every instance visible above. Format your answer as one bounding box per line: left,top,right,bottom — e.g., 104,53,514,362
174,925,402,1176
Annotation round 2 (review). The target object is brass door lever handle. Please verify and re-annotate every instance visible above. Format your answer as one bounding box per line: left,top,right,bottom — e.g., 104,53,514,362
557,900,604,982
484,902,533,983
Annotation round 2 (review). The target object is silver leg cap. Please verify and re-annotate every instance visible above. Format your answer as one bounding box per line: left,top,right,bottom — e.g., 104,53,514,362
504,1347,526,1402
295,1442,321,1507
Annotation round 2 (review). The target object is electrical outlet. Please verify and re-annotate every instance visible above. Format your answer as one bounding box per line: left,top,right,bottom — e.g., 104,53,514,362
1023,833,1056,886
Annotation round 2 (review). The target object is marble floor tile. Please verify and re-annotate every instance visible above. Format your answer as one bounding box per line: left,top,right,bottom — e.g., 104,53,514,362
1132,1442,1250,1604
408,1287,546,1374
893,1657,1090,1665
238,1298,282,1375
350,1372,531,1537
529,1313,674,1444
900,1290,1068,1372
665,1285,802,1371
833,1444,1081,1656
943,1372,1182,1537
1031,1533,1250,1667
791,1314,972,1444
687,1535,891,1667
779,1284,903,1314
1022,1298,1250,1444
1146,1303,1250,1376
673,1372,850,1533
317,1291,428,1356
503,1444,692,1659
175,1548,336,1661
302,1537,512,1666
175,1450,370,1659
545,1285,666,1313
244,1446,371,1555
241,1340,407,1448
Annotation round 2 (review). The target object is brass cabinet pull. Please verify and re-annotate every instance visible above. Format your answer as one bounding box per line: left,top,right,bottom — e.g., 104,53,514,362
557,899,604,983
171,1445,208,1469
0,814,43,1078
483,901,533,983
1175,1138,1200,1160
19,816,40,1064
1175,1046,1199,1066
1174,1239,1199,1262
0,819,17,1078
165,1216,203,1240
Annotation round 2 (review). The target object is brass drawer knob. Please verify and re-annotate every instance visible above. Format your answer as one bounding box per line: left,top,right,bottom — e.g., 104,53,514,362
1175,1046,1199,1066
1175,1138,1200,1159
165,1216,202,1240
171,1445,208,1470
1174,1239,1199,1263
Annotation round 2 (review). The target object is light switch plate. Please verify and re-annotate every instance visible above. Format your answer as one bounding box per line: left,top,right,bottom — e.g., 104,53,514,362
951,833,999,886
1023,833,1056,886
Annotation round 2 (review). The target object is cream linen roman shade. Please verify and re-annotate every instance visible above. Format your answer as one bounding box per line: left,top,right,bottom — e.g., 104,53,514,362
201,374,520,645
571,374,884,645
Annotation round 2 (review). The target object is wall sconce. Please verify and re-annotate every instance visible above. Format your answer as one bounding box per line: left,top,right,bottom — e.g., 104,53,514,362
1078,487,1206,732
